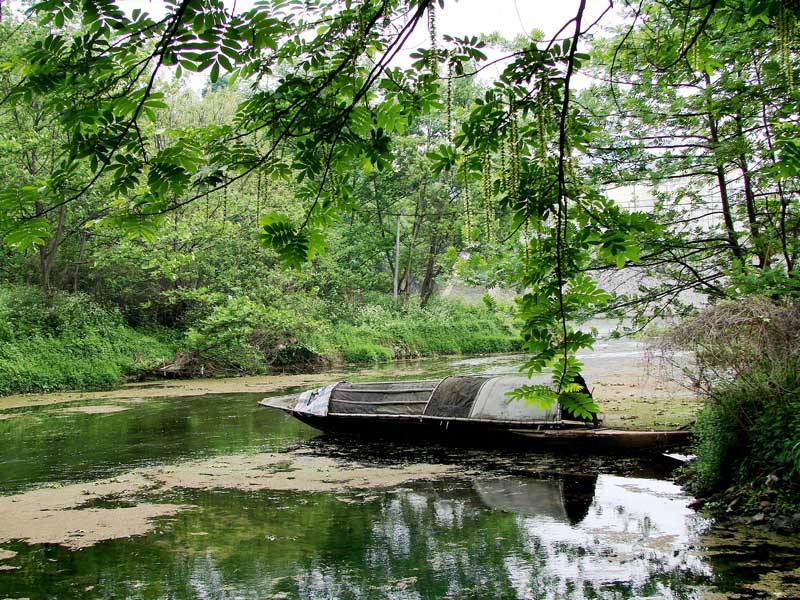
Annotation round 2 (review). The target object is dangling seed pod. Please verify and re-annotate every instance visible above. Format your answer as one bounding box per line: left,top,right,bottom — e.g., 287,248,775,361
510,111,521,206
462,171,472,245
535,83,548,160
504,133,513,198
446,52,454,142
499,135,507,196
777,5,796,92
566,158,577,188
256,169,262,224
223,184,228,224
482,151,494,243
690,43,700,73
537,104,547,160
428,3,438,77
524,216,530,272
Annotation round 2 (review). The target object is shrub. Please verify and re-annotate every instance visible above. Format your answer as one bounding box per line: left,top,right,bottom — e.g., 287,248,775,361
184,296,269,373
181,295,327,373
665,298,800,515
341,341,394,363
0,285,175,394
688,365,800,509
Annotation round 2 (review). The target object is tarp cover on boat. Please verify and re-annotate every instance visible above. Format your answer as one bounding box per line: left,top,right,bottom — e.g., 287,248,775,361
327,380,439,415
293,374,563,423
469,375,561,422
423,375,490,418
292,383,338,417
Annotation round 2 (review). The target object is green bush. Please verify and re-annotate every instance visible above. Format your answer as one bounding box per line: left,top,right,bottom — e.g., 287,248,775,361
688,364,800,511
0,285,175,394
182,295,326,373
184,296,269,373
341,341,394,363
670,298,800,515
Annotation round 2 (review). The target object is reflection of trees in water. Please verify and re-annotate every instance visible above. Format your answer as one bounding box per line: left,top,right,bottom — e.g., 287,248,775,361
313,474,709,600
0,474,712,600
0,393,311,493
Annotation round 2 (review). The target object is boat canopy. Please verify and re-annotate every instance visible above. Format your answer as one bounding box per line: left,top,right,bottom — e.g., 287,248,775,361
292,375,562,423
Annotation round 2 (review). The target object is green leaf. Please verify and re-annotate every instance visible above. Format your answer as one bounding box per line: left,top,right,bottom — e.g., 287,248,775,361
3,218,51,249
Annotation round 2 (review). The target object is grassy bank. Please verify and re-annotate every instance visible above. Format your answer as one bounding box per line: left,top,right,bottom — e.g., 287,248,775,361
304,300,522,364
0,285,521,395
0,286,176,395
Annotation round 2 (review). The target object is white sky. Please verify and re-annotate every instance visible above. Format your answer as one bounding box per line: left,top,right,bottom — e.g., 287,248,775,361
439,0,614,40
426,0,618,83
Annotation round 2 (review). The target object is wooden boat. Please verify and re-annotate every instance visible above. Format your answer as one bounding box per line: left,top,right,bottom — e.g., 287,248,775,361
259,375,691,453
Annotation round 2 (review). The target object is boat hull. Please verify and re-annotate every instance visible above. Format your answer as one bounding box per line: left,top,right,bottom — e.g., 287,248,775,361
259,397,691,453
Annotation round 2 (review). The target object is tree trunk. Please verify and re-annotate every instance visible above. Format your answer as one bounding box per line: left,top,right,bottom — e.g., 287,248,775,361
37,204,67,295
419,234,440,307
400,200,422,294
72,231,87,292
733,110,764,268
755,65,794,273
704,75,743,264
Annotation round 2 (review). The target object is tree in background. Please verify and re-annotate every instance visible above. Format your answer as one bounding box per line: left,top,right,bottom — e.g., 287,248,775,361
582,0,799,320
0,0,797,416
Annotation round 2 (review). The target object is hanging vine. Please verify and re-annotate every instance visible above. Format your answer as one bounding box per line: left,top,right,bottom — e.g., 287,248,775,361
482,150,494,243
462,170,472,245
776,4,796,92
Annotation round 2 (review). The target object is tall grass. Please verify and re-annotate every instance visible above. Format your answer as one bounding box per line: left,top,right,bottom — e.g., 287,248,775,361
0,285,176,394
302,298,522,364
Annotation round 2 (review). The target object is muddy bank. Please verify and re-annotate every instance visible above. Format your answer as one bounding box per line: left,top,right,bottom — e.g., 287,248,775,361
0,372,349,411
0,450,459,550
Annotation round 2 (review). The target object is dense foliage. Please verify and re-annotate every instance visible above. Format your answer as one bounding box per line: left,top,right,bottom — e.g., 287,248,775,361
0,285,176,393
0,0,798,513
664,298,800,519
582,1,800,316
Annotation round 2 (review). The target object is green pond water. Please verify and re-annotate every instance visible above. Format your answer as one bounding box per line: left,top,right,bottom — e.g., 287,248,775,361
1,354,798,600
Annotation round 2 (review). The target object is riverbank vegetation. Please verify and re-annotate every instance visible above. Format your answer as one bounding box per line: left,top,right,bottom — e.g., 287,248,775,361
0,284,518,394
0,0,798,521
664,298,800,527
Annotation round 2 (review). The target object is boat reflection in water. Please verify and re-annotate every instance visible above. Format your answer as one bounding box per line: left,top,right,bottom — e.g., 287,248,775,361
356,471,711,600
472,474,597,526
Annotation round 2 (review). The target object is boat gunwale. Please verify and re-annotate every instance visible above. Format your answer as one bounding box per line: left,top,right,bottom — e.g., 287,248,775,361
257,396,691,451
267,404,580,428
